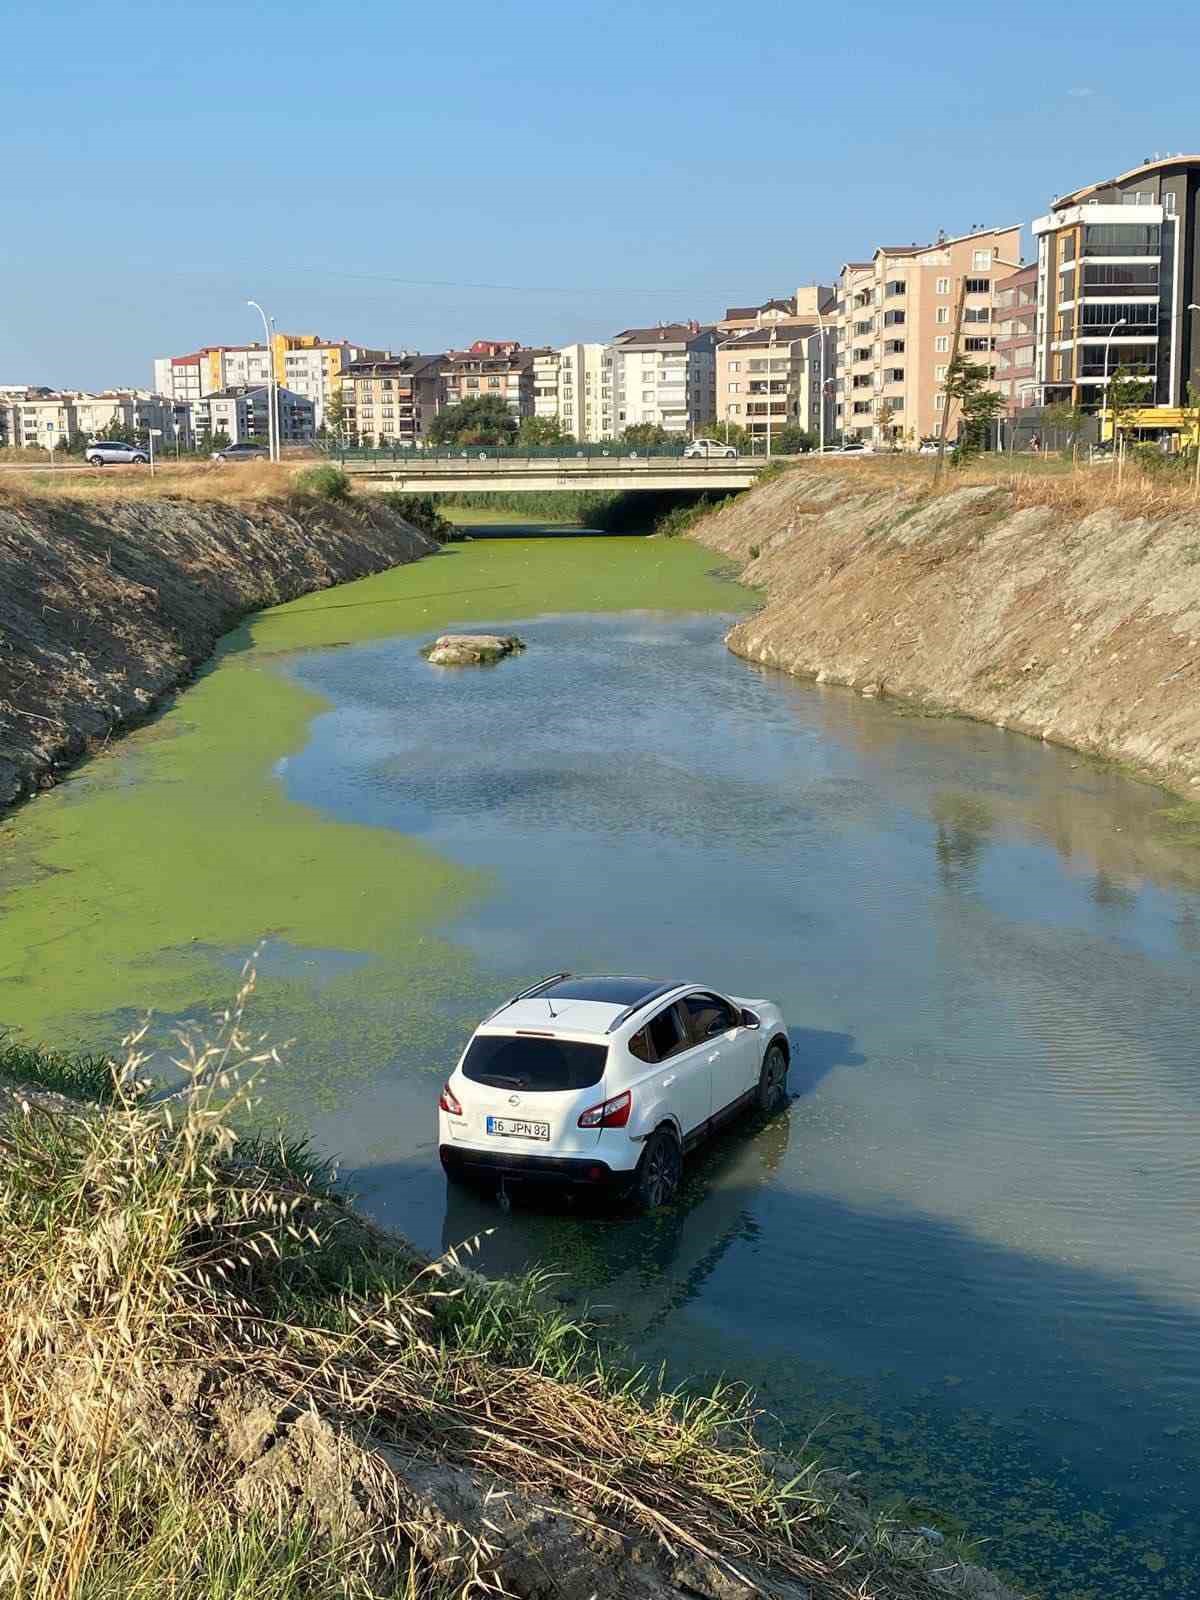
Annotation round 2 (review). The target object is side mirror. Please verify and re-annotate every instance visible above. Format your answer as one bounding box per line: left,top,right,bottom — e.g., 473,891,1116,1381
740,1008,760,1029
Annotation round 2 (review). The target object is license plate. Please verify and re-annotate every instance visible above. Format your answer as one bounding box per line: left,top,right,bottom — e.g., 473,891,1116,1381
486,1116,550,1141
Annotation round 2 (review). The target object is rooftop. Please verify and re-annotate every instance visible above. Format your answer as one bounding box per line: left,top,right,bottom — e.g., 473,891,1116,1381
611,322,710,344
719,321,816,348
1054,153,1200,207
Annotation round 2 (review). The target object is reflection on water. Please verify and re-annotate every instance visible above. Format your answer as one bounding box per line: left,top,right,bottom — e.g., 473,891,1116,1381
139,609,1200,1595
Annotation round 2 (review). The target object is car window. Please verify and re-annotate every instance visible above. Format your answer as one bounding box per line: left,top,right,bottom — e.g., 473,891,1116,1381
681,992,739,1045
460,1033,606,1092
644,1003,686,1063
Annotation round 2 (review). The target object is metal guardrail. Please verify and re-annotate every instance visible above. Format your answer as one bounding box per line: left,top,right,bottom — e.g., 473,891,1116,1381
321,442,770,465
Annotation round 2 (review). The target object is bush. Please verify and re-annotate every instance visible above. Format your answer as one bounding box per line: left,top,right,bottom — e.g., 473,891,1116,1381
385,493,453,541
293,465,351,503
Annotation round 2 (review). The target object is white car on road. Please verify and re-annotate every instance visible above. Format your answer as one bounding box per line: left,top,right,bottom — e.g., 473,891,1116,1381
438,974,789,1210
683,438,738,459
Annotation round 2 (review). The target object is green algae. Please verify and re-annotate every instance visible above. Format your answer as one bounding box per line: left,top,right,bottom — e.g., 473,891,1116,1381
0,535,753,1073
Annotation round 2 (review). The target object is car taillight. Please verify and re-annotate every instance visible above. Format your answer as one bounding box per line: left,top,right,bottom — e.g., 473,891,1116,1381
578,1089,631,1129
439,1082,463,1116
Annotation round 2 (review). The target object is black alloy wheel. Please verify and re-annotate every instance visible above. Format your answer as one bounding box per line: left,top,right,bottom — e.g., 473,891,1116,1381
756,1042,789,1114
634,1129,682,1212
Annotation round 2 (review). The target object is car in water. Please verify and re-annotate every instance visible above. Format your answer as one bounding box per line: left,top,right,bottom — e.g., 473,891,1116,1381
683,438,738,459
211,441,269,463
85,440,149,466
437,974,789,1211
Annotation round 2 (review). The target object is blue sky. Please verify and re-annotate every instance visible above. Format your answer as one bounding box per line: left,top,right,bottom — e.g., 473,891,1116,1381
5,0,1199,389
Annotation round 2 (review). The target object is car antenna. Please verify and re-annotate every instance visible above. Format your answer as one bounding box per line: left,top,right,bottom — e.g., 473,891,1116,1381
546,996,558,1018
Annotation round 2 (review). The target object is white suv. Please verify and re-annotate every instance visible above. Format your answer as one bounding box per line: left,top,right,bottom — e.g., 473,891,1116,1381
438,974,789,1210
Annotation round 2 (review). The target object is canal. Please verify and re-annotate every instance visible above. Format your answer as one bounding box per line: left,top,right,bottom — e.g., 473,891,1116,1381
1,524,1197,1598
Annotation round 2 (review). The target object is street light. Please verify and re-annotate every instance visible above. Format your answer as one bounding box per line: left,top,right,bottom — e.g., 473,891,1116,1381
1099,317,1128,448
246,300,278,463
147,427,162,479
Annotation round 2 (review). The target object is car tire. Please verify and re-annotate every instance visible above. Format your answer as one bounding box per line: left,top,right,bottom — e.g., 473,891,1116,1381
756,1041,789,1114
632,1128,682,1213
88,456,104,466
725,449,736,458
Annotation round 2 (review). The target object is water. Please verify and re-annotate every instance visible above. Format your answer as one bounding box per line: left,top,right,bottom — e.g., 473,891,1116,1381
4,536,1199,1596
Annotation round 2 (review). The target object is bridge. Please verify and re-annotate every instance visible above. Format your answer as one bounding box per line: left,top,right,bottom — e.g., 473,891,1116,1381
331,450,764,493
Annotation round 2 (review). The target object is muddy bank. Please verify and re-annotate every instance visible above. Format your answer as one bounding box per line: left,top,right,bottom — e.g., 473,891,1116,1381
688,469,1200,793
0,492,435,807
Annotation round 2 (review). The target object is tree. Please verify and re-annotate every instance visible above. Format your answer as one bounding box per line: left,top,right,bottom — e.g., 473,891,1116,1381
774,424,815,454
943,358,1003,459
620,422,672,448
427,395,518,448
324,390,348,441
96,416,136,445
1107,366,1152,451
210,429,231,452
875,403,896,449
516,414,566,448
1042,400,1087,460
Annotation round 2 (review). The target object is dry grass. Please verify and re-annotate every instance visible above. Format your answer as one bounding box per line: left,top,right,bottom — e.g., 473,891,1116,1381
0,460,312,508
799,454,1200,522
0,971,981,1600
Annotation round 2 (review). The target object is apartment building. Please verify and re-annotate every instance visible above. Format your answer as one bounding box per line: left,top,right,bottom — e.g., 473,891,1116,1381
609,322,716,435
716,322,824,444
717,285,834,334
557,343,615,441
273,336,387,430
0,388,176,449
439,341,543,418
153,335,383,429
532,349,561,426
338,354,443,447
834,225,1022,446
1033,155,1200,426
194,386,314,447
993,265,1038,413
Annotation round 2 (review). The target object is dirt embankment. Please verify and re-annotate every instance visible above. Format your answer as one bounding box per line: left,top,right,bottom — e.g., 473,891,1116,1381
689,469,1200,793
0,493,435,807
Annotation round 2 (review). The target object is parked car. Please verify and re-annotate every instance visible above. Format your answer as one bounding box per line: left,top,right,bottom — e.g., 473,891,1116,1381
85,441,149,466
438,973,789,1211
917,441,942,455
832,441,872,455
683,438,738,460
211,441,270,463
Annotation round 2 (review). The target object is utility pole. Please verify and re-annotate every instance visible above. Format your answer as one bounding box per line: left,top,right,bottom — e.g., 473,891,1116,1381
765,324,777,458
935,275,969,478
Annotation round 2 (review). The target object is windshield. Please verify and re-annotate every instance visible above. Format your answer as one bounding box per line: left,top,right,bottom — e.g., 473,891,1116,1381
461,1033,606,1093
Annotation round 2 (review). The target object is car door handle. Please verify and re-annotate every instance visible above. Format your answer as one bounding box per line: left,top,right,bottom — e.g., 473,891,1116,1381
707,1052,719,1063
661,1074,675,1087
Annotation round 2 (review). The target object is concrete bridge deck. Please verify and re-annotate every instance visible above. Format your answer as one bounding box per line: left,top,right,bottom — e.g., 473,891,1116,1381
335,454,762,493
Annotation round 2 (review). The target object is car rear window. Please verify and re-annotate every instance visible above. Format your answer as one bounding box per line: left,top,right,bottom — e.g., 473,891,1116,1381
461,1033,607,1092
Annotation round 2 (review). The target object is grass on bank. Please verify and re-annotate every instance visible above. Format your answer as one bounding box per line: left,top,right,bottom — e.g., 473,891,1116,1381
0,1037,116,1102
0,973,990,1600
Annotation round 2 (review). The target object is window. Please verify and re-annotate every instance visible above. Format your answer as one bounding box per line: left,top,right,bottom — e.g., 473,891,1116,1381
963,308,990,323
964,277,990,294
641,390,654,402
886,279,906,295
883,310,905,326
728,361,740,372
641,1004,688,1062
853,400,871,413
963,337,992,353
935,365,947,381
1083,222,1160,256
885,367,904,382
1080,301,1158,331
681,993,739,1045
936,306,950,324
461,1033,606,1091
1082,262,1158,289
727,382,740,393
935,335,949,353
972,249,992,269
884,339,905,355
936,277,950,295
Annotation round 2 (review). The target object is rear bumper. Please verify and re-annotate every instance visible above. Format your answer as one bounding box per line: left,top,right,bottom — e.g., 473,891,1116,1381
439,1144,630,1191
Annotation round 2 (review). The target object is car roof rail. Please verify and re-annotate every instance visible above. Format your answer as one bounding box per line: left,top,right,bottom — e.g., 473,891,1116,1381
605,982,687,1034
483,971,571,1022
